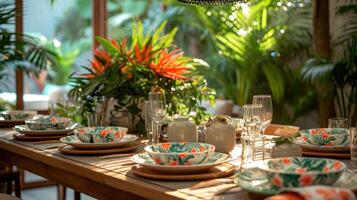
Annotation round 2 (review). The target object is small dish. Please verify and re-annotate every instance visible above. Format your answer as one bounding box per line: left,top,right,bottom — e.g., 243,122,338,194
235,167,357,195
60,134,138,149
26,116,71,130
145,142,215,166
0,110,37,120
74,127,127,143
258,157,346,189
293,137,349,152
299,128,349,146
131,152,230,174
14,125,74,136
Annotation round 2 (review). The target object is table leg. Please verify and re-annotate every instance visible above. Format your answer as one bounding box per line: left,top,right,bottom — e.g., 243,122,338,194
57,184,66,200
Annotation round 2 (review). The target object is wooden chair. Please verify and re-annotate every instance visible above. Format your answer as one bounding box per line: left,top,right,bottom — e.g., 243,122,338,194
0,171,21,198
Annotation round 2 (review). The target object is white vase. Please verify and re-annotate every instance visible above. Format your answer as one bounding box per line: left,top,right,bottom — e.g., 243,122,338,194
204,116,236,153
167,118,197,142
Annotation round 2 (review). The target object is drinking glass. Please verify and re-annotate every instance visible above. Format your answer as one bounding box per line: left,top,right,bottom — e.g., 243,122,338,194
242,104,263,163
151,100,166,144
86,112,105,126
328,118,349,128
252,95,273,134
148,92,166,105
350,128,357,168
144,101,153,143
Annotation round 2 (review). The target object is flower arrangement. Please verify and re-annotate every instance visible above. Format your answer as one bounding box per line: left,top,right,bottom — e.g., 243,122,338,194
69,21,215,134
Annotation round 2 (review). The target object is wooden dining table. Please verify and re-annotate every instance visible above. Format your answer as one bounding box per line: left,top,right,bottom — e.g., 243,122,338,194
0,128,355,200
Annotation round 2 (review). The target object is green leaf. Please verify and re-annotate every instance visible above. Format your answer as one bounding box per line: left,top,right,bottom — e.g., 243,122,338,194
95,36,118,55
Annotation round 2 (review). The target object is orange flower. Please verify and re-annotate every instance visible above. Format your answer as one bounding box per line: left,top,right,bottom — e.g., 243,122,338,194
160,143,171,150
282,157,291,165
178,153,186,159
111,38,127,53
299,175,313,186
169,160,178,166
295,167,306,174
82,50,112,78
271,176,282,187
128,44,152,65
150,48,190,80
322,166,330,173
333,161,342,170
120,66,133,79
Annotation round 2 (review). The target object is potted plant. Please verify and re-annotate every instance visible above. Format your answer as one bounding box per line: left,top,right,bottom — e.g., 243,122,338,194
69,21,215,135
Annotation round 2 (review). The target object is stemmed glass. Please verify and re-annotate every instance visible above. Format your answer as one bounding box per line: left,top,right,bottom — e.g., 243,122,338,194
151,100,165,144
148,91,166,144
252,95,273,135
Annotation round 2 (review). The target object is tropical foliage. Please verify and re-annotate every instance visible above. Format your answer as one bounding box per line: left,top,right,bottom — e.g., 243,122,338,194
0,0,57,89
69,21,215,134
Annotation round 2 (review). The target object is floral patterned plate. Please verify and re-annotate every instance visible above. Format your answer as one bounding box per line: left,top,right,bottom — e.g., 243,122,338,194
299,128,349,146
60,134,138,149
14,125,74,136
293,137,349,152
235,167,357,195
131,152,230,174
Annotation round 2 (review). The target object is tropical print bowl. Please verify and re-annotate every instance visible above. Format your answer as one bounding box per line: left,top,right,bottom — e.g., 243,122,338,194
258,157,346,189
299,128,349,146
25,116,71,130
145,142,215,166
0,110,37,120
74,127,128,143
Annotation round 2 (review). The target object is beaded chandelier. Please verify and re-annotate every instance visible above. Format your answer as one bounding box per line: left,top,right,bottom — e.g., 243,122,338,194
177,0,247,5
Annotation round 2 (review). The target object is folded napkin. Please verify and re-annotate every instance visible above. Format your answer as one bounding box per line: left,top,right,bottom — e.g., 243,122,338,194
265,186,356,200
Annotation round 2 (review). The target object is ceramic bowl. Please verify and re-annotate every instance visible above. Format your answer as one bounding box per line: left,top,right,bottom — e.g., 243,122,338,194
145,142,215,166
74,127,128,143
0,110,37,120
258,157,346,189
300,128,349,146
26,116,71,130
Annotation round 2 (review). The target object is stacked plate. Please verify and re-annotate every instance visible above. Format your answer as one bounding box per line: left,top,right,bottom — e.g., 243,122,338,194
235,157,356,195
13,115,75,140
0,110,37,127
293,128,350,158
130,142,234,180
59,127,139,155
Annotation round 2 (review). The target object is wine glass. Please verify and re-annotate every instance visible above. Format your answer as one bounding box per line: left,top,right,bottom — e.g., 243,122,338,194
148,92,166,105
252,95,273,134
150,100,166,144
144,101,153,143
328,118,349,128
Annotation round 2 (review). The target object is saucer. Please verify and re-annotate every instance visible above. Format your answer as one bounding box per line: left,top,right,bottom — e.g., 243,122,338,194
131,152,230,174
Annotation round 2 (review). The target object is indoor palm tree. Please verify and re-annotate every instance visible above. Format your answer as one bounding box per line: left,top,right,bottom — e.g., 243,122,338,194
0,0,57,89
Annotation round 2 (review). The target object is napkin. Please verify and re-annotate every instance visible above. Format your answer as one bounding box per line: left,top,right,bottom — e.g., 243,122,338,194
265,186,356,200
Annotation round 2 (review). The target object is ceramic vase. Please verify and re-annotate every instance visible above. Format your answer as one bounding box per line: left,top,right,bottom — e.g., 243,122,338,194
204,115,236,153
166,118,197,142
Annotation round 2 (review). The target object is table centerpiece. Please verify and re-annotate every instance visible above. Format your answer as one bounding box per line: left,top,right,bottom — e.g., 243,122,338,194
69,21,215,135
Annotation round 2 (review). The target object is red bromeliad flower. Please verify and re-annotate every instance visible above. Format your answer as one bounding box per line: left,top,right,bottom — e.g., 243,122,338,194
150,48,190,80
82,50,112,78
128,44,153,65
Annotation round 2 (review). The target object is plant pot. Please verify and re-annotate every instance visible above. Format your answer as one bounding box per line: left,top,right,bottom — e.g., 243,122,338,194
109,110,140,133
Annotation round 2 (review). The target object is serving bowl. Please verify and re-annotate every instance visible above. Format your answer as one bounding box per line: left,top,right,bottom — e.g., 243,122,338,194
26,116,71,130
258,157,346,189
74,127,127,143
0,110,37,120
145,142,215,166
299,128,349,146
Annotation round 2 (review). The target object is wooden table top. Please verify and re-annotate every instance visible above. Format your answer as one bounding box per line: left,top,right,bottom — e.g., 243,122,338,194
0,129,257,200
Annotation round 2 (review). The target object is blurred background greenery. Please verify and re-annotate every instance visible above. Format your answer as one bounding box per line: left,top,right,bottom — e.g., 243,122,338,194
1,0,356,127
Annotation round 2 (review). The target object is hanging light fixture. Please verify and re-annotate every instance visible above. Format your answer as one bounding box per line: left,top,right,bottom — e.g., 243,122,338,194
177,0,247,5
